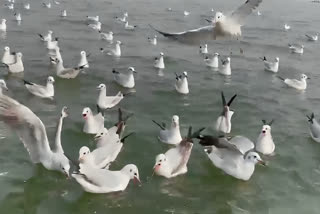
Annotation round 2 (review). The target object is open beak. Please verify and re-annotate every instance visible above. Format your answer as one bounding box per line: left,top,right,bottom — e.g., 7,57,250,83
64,171,70,178
82,113,87,118
307,77,311,79
133,176,141,185
4,86,8,91
258,160,266,166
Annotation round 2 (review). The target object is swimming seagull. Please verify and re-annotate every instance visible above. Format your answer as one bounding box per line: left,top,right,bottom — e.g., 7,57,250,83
288,44,304,54
307,113,320,143
100,41,122,57
82,107,104,134
87,15,99,22
219,57,231,75
150,0,263,41
24,76,55,99
256,10,262,16
215,92,237,134
148,35,157,45
260,56,279,73
112,67,136,88
6,52,24,73
54,1,60,5
99,31,113,42
284,24,291,31
305,33,318,41
124,21,137,30
115,12,128,23
24,3,30,10
199,44,208,54
0,19,7,31
78,51,89,68
204,53,219,68
47,37,59,50
175,71,189,95
278,74,309,90
197,132,265,181
0,95,70,177
152,115,182,145
88,21,102,31
96,84,124,110
49,46,63,65
61,10,67,17
5,3,14,10
154,52,165,69
153,127,203,178
0,80,8,95
55,59,85,79
72,163,140,194
43,2,51,8
255,120,275,155
183,11,190,16
39,30,53,42
14,13,22,22
2,46,16,65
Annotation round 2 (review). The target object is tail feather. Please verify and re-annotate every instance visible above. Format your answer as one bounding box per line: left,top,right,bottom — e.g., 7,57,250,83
152,120,166,130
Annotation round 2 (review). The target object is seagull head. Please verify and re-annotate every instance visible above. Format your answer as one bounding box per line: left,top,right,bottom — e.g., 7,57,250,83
78,146,90,162
160,52,164,57
0,79,8,91
61,106,68,118
1,19,6,23
128,67,137,73
80,50,86,56
214,52,220,57
301,74,310,80
213,11,225,24
261,119,274,136
60,158,70,178
153,153,167,174
116,40,122,45
182,71,188,78
4,46,10,51
97,83,106,90
94,128,108,140
82,107,92,119
171,115,180,128
123,164,140,184
16,52,23,58
245,152,265,166
47,76,55,84
275,57,280,62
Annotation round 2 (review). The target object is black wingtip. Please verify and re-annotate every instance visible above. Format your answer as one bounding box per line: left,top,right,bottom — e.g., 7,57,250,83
307,113,314,123
152,120,166,130
23,80,33,85
121,132,135,143
227,94,237,107
221,91,226,106
277,76,285,81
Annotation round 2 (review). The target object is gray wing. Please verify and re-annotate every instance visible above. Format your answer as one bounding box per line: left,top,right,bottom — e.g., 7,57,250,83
228,135,255,154
231,0,263,25
171,140,193,175
0,95,52,163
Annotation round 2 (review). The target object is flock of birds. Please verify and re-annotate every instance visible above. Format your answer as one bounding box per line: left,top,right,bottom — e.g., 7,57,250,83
0,0,319,195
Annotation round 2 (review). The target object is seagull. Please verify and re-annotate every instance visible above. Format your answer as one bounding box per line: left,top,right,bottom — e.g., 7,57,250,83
43,2,51,8
305,33,318,41
0,19,7,31
24,76,55,99
55,106,68,155
72,164,140,194
6,52,24,73
219,57,231,75
61,10,67,17
256,10,262,16
14,13,22,22
153,127,203,178
96,84,124,110
278,74,309,90
100,41,122,57
150,0,263,42
2,46,16,65
54,1,60,5
24,3,30,10
115,12,128,23
256,120,275,155
154,52,165,69
260,56,279,73
215,92,237,134
47,37,59,50
152,115,182,145
112,67,136,88
284,24,291,31
39,30,53,42
199,44,208,54
49,46,63,65
124,21,137,30
307,113,320,143
87,15,99,22
88,21,102,31
148,35,157,45
204,53,219,68
175,71,189,95
78,51,89,68
0,79,8,95
5,3,14,10
183,11,190,16
55,59,85,79
288,44,304,54
0,95,70,177
99,31,113,42
82,107,104,134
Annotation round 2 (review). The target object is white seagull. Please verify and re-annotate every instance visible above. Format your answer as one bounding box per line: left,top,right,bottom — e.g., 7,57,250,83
0,79,9,95
305,33,318,41
55,106,68,155
175,71,189,95
39,30,53,42
24,3,30,10
82,107,104,134
124,21,137,30
152,115,182,145
153,127,202,178
101,41,122,57
43,2,51,8
61,10,67,17
49,46,63,65
307,113,320,143
96,84,124,110
6,52,24,73
219,57,231,75
88,21,102,31
87,15,99,22
99,31,113,42
115,12,128,23
183,11,190,16
204,53,219,68
154,52,165,69
260,56,279,73
24,76,55,99
55,59,84,79
5,3,14,10
255,120,275,155
278,74,309,90
72,164,140,194
47,38,59,50
288,44,304,54
215,92,237,134
0,19,7,31
148,35,157,45
284,24,291,31
14,13,22,22
112,67,136,88
78,51,89,68
2,46,16,65
0,95,70,176
199,44,208,54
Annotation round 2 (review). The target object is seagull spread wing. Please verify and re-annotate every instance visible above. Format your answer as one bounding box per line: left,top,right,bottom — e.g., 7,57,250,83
231,0,263,25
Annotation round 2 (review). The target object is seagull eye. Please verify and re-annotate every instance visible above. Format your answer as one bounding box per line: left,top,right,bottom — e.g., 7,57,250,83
159,160,162,162
164,158,166,161
134,172,137,176
130,169,132,172
62,167,65,170
253,156,257,158
83,152,86,155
